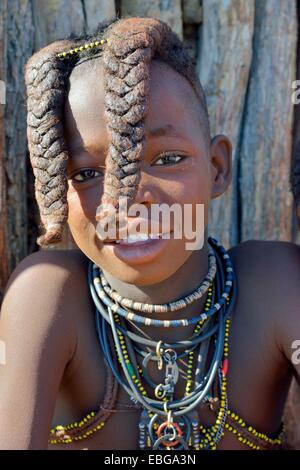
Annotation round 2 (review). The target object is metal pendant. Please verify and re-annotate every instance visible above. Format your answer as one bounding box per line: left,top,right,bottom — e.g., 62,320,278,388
138,409,191,450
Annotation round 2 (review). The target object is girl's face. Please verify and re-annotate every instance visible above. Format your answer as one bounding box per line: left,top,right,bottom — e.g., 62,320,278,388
64,59,231,286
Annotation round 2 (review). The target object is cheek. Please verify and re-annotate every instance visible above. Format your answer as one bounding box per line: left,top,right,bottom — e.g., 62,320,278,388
166,164,211,224
67,187,101,239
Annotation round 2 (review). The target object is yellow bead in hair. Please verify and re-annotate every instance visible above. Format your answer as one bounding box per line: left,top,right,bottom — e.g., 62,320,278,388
57,37,109,59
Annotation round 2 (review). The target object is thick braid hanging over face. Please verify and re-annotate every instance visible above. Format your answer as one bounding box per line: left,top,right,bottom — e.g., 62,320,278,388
24,17,209,247
25,39,77,246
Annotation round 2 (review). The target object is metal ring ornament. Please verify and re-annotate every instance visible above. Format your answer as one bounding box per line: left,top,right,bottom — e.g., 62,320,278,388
152,433,189,450
148,413,191,449
155,383,166,399
157,421,183,447
163,349,177,363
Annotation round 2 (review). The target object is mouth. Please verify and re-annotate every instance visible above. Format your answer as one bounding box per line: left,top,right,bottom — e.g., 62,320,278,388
102,231,173,265
112,232,171,246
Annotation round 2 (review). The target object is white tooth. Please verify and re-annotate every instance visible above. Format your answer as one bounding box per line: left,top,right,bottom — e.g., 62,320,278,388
150,233,160,239
126,233,149,243
114,232,170,244
127,235,136,242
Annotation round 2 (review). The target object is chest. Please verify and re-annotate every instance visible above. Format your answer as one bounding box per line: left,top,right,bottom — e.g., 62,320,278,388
49,289,291,450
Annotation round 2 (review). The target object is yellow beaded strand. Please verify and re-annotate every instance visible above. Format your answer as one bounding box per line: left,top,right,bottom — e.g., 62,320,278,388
49,287,284,449
49,420,105,445
196,312,284,450
48,287,213,445
56,38,110,59
225,410,284,448
185,288,212,396
196,317,231,450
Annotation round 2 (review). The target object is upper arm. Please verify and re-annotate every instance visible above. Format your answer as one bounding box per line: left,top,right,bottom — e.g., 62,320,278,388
274,242,300,386
0,251,78,449
229,240,300,384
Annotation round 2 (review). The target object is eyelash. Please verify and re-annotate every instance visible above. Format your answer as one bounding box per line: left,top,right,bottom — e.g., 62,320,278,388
154,153,186,166
71,168,103,183
71,154,185,183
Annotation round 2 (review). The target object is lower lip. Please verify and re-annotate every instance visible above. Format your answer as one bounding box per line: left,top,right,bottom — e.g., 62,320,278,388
103,234,172,265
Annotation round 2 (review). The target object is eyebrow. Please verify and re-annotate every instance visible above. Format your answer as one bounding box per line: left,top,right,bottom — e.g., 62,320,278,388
70,143,101,154
70,124,187,156
147,124,186,140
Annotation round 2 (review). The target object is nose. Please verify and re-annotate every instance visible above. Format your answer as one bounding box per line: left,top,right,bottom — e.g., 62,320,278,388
96,171,161,242
127,167,159,209
125,173,165,234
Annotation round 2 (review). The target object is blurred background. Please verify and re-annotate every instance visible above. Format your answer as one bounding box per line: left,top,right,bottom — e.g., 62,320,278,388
0,0,299,448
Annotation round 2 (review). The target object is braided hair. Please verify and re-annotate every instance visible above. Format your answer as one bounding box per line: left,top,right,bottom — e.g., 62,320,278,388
25,16,210,247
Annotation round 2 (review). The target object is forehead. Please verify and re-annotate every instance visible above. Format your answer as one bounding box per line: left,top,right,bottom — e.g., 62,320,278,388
64,58,205,152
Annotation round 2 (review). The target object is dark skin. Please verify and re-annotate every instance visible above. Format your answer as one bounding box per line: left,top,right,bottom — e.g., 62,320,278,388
0,59,299,450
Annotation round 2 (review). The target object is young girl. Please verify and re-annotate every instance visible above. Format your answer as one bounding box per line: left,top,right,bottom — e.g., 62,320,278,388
0,16,299,451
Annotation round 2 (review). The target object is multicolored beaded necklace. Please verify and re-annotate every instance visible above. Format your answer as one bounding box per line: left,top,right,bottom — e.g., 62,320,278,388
49,237,286,449
92,237,233,449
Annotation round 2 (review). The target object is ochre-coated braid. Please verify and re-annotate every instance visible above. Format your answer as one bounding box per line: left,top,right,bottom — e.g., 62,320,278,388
25,40,76,246
98,20,164,227
97,17,208,228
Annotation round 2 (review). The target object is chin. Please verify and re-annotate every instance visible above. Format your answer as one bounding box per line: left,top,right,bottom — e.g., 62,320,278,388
87,236,191,285
99,250,189,287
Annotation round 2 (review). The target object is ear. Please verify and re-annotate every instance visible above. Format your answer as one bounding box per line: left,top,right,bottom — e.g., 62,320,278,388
209,134,232,199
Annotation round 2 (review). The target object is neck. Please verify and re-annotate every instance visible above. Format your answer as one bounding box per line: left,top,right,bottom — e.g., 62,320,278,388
102,236,210,343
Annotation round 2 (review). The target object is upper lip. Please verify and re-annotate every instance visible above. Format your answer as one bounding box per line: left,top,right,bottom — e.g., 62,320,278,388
98,219,172,244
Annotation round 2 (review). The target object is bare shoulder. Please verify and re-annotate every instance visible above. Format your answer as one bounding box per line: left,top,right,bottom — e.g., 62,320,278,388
0,249,91,448
3,248,88,297
1,248,90,378
228,239,300,287
228,238,300,261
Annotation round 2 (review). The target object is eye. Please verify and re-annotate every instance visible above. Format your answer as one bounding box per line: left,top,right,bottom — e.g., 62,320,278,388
71,168,103,182
153,153,186,166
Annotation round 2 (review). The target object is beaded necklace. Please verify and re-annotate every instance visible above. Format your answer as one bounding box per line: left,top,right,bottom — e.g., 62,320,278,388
98,245,217,314
49,237,286,449
111,308,229,450
93,245,218,326
89,237,233,449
